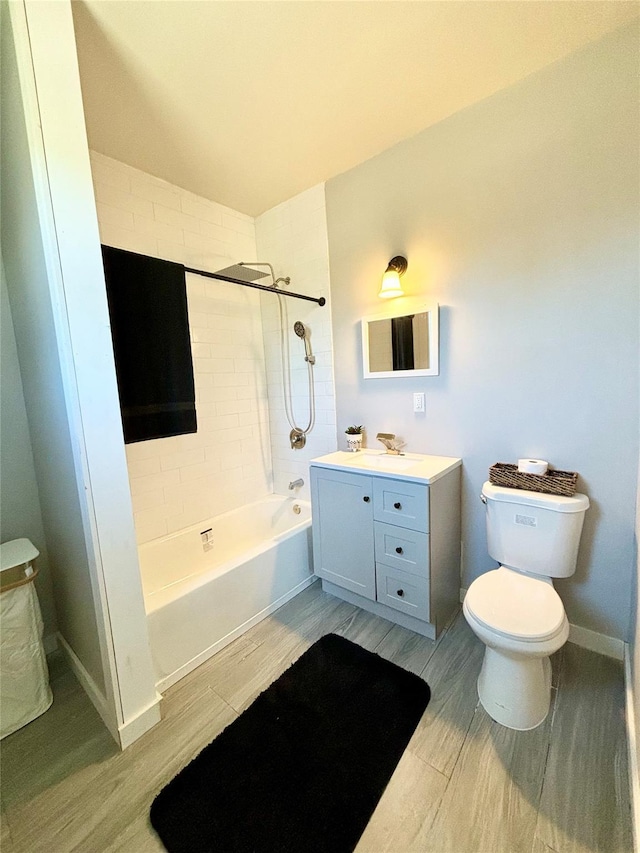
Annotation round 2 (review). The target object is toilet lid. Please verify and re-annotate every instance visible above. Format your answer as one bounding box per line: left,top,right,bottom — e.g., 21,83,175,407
465,567,565,641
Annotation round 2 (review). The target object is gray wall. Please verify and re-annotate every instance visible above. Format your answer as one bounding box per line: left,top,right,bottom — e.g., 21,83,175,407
0,262,57,638
325,23,639,641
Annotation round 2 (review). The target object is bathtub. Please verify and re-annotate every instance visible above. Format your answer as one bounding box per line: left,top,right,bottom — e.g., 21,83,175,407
139,495,314,692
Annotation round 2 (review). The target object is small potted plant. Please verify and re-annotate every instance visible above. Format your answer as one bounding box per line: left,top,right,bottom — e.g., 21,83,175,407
345,425,364,452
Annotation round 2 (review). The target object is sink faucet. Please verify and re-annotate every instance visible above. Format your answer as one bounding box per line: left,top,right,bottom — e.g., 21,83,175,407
376,433,406,455
289,478,304,490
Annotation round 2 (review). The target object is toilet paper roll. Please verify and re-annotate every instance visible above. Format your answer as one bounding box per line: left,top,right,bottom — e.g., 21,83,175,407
517,459,549,475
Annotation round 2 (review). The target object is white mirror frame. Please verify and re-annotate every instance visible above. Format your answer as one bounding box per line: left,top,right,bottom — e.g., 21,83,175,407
362,301,439,379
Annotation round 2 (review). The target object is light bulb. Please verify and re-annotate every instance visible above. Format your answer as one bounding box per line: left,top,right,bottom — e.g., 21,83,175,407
378,269,404,299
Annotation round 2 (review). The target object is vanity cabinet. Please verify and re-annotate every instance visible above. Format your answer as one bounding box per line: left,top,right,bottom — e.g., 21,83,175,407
310,452,461,640
310,469,375,599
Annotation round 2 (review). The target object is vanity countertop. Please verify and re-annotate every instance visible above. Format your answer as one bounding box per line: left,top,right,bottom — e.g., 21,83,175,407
310,450,462,485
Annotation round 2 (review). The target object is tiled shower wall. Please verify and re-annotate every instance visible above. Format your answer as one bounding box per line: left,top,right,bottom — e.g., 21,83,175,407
90,152,272,543
255,185,338,503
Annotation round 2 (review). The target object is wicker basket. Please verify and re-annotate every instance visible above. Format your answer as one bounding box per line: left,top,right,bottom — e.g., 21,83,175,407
489,463,578,497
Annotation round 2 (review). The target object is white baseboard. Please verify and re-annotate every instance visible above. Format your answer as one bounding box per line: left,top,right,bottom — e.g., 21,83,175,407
568,623,624,661
625,644,640,853
458,586,624,660
56,631,119,744
57,631,162,749
118,693,162,750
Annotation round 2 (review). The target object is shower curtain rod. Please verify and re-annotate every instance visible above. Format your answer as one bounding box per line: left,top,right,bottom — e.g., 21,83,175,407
184,265,326,306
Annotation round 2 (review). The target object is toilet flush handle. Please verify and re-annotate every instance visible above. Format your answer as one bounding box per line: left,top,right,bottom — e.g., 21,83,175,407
480,494,487,504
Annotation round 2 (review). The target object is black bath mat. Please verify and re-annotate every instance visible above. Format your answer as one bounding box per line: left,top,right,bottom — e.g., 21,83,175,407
150,633,430,853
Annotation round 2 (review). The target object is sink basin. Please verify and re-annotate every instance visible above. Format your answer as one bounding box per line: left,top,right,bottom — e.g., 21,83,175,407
344,453,418,471
311,450,462,484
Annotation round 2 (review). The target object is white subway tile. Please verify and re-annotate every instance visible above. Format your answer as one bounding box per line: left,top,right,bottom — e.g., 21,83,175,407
221,213,255,237
130,178,181,210
156,239,187,265
131,489,168,513
198,220,229,243
94,182,155,218
194,357,235,374
198,385,237,404
179,459,221,483
134,214,184,244
181,195,223,225
153,204,201,235
213,372,249,387
99,222,158,256
90,152,131,191
166,505,210,536
216,398,251,417
127,457,162,479
184,230,228,254
205,441,242,461
96,202,134,232
160,448,206,471
191,342,212,359
130,469,181,496
125,438,166,461
198,413,240,433
134,515,168,544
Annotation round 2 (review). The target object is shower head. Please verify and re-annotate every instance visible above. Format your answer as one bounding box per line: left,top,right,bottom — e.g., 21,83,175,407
294,321,315,364
215,263,269,283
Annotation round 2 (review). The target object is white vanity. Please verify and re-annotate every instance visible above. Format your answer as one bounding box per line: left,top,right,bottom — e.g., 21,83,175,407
310,450,462,640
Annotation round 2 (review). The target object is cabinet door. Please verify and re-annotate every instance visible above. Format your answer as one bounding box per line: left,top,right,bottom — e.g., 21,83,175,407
311,467,375,599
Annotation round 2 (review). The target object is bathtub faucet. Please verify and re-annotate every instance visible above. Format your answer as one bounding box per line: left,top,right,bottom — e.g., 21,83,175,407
288,478,304,490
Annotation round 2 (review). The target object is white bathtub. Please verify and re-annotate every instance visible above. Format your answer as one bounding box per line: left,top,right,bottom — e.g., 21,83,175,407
139,495,313,692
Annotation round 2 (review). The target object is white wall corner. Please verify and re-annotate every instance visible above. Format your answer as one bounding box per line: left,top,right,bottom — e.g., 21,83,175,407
625,644,640,852
118,692,163,750
56,631,119,745
59,630,162,749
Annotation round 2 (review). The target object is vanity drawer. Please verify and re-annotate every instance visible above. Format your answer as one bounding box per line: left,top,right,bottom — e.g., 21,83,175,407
375,564,430,622
374,522,429,575
373,478,429,532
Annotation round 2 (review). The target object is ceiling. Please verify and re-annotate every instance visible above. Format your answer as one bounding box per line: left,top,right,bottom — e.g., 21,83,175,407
73,1,639,217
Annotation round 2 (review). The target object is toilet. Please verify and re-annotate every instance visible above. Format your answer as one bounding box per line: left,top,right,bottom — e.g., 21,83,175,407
463,481,589,731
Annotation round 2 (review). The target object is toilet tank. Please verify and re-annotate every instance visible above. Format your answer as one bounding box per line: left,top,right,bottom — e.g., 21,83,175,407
482,481,589,578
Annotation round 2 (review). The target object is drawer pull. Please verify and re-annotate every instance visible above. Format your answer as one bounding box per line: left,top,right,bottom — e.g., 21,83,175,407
363,496,370,503
397,589,404,597
394,502,402,510
395,547,404,555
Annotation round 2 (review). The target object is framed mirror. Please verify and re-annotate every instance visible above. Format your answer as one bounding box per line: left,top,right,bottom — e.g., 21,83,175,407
362,302,439,379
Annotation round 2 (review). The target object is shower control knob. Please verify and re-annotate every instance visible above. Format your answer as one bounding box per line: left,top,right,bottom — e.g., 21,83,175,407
395,547,403,554
363,496,370,503
397,589,404,597
394,502,402,510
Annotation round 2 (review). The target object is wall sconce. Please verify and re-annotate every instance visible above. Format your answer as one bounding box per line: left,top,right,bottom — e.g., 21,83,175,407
378,256,407,299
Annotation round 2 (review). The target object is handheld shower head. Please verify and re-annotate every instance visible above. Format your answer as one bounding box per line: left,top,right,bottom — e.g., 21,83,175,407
293,321,315,364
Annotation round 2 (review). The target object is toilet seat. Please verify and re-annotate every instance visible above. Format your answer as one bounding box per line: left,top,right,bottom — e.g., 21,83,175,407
465,567,565,642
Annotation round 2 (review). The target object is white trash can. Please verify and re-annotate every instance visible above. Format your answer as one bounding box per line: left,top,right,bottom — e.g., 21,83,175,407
0,539,53,739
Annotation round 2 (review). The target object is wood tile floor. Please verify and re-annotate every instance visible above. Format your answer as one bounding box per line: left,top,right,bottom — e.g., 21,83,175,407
0,582,632,853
